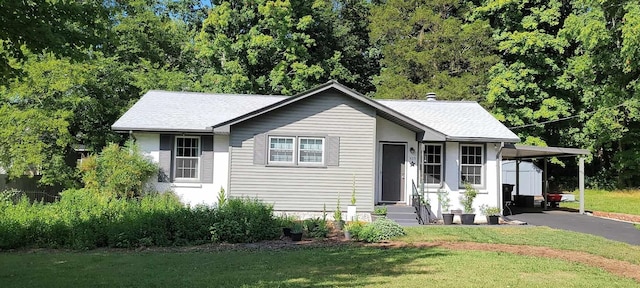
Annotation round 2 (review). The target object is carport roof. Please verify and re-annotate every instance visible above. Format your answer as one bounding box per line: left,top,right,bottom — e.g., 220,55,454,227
502,144,589,160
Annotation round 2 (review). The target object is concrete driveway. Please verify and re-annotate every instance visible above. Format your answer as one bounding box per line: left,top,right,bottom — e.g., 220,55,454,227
506,210,640,246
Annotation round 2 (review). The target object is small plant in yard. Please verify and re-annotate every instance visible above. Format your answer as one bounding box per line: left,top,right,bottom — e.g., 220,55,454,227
373,206,387,216
460,182,478,213
344,221,365,240
291,222,304,234
479,205,501,216
217,187,227,207
351,174,357,205
437,190,451,212
305,218,329,238
357,218,405,243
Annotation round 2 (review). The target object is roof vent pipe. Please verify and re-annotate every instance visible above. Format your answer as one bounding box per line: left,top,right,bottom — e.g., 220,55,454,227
426,92,437,101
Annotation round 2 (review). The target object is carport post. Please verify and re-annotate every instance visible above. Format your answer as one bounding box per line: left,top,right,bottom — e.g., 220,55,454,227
543,157,548,211
579,157,585,214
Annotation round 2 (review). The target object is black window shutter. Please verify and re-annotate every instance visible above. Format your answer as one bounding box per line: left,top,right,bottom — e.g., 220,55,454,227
159,134,174,182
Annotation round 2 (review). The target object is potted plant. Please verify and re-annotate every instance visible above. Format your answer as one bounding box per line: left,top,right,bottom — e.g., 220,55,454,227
438,190,453,225
347,175,357,221
334,194,344,230
290,222,304,241
480,205,501,225
372,206,387,221
459,182,478,225
280,214,296,236
344,221,364,241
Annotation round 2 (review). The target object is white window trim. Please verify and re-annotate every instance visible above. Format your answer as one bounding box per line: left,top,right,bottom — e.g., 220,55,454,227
268,136,296,165
423,143,443,186
460,144,484,187
174,136,201,181
298,137,325,166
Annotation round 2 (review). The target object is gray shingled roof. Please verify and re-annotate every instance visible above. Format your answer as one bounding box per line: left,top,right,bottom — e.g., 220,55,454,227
378,100,520,142
112,90,286,133
113,88,520,142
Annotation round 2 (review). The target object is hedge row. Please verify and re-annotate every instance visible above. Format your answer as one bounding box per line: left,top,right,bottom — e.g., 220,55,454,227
0,189,280,250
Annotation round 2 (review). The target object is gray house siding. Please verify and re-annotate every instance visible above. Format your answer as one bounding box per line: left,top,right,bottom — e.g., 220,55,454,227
229,90,376,212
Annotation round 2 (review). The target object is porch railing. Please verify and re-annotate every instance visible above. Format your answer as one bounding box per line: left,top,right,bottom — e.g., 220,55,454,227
412,180,435,224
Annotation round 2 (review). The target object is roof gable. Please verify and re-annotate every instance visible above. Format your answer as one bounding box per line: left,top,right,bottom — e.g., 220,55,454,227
212,81,445,140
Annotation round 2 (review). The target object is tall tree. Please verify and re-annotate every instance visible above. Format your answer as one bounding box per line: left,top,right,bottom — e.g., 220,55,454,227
477,0,580,149
370,0,498,100
194,0,373,95
0,0,109,82
561,0,640,187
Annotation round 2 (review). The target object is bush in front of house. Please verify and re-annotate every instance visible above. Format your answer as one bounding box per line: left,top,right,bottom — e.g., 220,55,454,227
353,218,406,243
0,189,219,249
0,142,279,249
210,197,280,243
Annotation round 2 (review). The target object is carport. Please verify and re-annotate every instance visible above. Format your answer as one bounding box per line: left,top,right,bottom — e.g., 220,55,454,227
501,144,590,214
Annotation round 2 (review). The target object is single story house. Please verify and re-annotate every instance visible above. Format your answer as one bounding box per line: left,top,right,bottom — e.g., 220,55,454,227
112,81,520,219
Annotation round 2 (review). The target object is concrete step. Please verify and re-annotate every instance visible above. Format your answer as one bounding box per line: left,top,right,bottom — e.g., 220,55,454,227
386,212,418,221
377,204,415,213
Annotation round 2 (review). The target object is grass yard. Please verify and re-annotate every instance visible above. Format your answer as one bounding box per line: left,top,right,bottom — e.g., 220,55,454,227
1,246,638,288
561,189,640,215
401,226,640,265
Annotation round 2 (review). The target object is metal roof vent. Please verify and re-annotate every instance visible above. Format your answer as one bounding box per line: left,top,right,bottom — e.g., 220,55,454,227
426,92,437,101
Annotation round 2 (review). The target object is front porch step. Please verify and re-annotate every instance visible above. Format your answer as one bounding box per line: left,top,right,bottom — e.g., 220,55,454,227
377,205,420,226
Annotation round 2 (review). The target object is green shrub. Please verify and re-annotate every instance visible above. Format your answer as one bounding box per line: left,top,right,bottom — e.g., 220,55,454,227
304,217,329,238
80,141,157,198
210,198,280,243
357,218,405,243
344,221,365,240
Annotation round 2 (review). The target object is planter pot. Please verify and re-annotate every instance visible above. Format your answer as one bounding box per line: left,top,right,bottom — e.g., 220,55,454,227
290,232,303,241
461,214,476,225
282,227,292,237
442,213,454,225
487,215,499,225
347,205,357,221
371,214,386,222
344,230,351,240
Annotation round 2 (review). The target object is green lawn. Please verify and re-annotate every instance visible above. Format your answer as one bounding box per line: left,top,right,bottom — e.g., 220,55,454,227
401,226,640,265
1,246,638,288
561,189,640,215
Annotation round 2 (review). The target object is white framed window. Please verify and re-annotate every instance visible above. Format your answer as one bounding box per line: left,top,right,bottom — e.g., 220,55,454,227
269,136,295,164
460,144,483,186
175,136,200,179
423,144,442,185
298,137,324,164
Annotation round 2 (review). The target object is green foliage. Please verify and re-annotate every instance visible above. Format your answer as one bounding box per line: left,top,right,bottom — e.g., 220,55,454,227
437,190,451,212
194,0,376,95
351,174,357,205
0,189,218,249
370,0,498,100
217,187,227,207
80,141,157,198
479,205,501,216
356,218,405,243
304,217,329,238
210,198,280,243
344,221,365,239
460,183,478,213
291,221,304,234
373,206,387,216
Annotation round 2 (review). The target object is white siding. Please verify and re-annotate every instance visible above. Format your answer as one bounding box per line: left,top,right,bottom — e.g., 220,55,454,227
375,116,419,205
135,132,229,206
425,142,503,220
229,91,376,212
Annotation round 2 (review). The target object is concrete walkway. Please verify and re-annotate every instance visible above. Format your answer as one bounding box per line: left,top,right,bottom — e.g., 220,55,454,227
507,210,640,246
